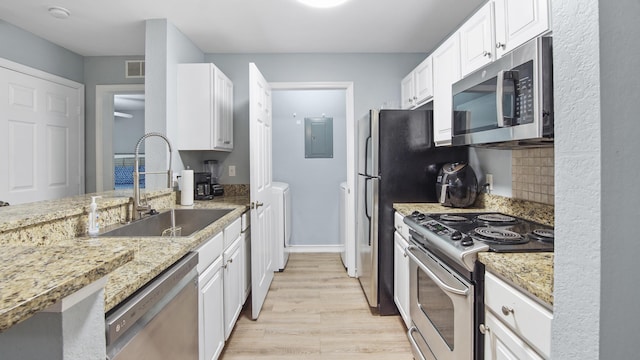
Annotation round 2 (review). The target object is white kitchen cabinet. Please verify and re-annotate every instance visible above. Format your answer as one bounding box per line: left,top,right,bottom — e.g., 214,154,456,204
196,232,225,360
459,2,495,77
432,32,461,146
393,212,410,328
177,63,234,151
223,235,244,340
494,0,550,58
401,56,433,109
483,271,552,359
393,232,410,328
199,256,225,360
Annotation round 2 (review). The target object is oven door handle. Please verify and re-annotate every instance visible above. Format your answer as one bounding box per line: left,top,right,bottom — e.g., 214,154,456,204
406,245,469,297
407,327,428,360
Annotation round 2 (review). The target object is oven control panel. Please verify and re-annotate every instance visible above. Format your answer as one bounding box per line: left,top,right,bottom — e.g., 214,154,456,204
419,219,475,247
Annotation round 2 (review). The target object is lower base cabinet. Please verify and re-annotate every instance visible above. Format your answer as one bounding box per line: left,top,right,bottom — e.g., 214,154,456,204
223,236,244,340
199,256,225,360
484,310,544,360
393,231,411,328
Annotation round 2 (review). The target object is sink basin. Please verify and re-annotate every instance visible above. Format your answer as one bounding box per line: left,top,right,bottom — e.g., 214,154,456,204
99,208,233,237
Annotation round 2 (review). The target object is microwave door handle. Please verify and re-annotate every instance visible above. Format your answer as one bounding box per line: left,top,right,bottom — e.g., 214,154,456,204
496,70,505,128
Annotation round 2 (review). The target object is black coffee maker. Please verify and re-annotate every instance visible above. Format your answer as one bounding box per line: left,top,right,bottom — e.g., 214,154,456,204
204,160,224,197
194,172,213,200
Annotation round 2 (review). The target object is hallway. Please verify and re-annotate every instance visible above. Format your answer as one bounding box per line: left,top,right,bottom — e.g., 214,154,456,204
220,253,413,359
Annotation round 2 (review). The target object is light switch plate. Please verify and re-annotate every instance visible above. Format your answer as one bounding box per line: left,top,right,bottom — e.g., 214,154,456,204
229,165,236,177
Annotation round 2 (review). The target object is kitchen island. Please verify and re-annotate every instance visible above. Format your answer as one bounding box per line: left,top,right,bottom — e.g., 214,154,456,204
0,190,249,332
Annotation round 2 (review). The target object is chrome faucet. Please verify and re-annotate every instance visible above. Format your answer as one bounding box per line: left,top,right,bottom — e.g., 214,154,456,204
132,132,173,220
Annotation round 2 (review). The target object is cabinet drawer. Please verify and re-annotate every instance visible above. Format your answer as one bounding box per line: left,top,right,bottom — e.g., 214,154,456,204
196,231,224,274
394,212,410,240
485,272,552,358
224,217,242,248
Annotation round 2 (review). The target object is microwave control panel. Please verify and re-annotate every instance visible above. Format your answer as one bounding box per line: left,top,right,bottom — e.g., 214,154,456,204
514,60,534,124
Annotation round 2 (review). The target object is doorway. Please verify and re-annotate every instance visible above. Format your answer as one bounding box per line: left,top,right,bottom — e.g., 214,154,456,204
95,84,145,192
270,82,356,277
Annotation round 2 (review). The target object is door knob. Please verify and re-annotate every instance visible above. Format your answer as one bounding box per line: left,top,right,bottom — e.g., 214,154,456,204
251,201,264,209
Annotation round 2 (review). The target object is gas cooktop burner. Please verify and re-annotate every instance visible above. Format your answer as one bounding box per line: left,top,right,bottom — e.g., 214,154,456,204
476,213,517,224
439,214,470,223
530,229,555,243
473,227,528,244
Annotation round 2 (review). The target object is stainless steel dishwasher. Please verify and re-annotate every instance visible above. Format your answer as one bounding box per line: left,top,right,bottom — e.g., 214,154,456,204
106,252,199,360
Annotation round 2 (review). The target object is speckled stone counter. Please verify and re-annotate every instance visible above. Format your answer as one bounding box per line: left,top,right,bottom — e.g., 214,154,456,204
478,252,553,308
394,194,554,308
0,244,134,332
0,192,250,332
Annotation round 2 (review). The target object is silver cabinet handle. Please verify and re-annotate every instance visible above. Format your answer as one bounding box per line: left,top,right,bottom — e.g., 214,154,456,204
483,50,491,57
479,324,490,334
496,42,506,49
501,305,514,316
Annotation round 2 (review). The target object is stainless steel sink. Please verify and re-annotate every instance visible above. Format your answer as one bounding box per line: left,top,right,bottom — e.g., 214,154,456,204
99,208,233,237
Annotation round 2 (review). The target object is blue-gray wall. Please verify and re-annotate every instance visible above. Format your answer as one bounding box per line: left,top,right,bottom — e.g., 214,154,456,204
273,89,346,246
0,19,83,83
202,53,426,185
113,110,145,154
84,56,145,192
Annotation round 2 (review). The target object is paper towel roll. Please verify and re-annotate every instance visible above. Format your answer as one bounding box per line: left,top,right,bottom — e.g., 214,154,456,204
180,170,194,206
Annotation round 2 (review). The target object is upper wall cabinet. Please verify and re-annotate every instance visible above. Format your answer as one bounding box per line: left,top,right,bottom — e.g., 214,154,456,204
494,0,550,58
432,32,461,147
460,2,495,77
401,56,433,109
177,63,234,151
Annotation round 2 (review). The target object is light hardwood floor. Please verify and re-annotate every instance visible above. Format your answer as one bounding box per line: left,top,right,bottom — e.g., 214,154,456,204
220,253,414,359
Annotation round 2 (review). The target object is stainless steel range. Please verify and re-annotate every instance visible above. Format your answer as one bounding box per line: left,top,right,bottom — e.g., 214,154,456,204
403,211,553,360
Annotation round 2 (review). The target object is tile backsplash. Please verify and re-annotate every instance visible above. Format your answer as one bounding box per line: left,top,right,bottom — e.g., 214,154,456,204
512,147,554,205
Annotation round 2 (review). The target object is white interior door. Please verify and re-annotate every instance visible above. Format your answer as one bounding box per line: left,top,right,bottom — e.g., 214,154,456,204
0,66,83,205
249,63,274,320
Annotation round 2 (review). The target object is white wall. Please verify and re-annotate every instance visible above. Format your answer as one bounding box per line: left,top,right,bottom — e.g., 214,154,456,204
550,0,640,358
144,19,204,189
272,89,347,247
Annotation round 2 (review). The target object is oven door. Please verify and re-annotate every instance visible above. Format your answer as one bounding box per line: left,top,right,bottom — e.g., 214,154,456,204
406,244,474,360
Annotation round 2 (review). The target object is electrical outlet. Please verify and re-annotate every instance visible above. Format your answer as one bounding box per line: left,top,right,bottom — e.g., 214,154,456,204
229,165,236,177
486,173,494,191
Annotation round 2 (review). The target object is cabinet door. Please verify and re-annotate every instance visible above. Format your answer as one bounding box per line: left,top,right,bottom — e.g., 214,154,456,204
484,311,545,360
494,0,550,58
242,228,251,302
199,257,225,360
414,56,433,105
393,232,410,328
214,69,233,151
460,2,494,76
401,72,415,109
177,63,214,150
223,236,244,339
432,33,461,146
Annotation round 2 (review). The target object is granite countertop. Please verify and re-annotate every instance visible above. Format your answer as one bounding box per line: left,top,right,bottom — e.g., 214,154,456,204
0,194,250,331
0,188,173,233
394,200,554,308
0,244,134,332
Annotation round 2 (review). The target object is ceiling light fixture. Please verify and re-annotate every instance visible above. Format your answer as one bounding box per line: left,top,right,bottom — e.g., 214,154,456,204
297,0,350,9
48,6,70,19
114,112,133,119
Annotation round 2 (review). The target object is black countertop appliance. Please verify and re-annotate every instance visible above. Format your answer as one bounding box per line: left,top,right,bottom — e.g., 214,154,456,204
436,162,478,208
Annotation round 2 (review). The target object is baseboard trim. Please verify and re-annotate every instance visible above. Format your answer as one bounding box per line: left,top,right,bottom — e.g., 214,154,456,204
287,245,344,253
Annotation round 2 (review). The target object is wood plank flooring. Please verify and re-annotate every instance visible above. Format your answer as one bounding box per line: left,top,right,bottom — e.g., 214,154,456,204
220,253,414,359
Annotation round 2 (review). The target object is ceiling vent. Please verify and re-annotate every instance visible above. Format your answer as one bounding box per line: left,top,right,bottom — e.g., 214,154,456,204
125,60,145,78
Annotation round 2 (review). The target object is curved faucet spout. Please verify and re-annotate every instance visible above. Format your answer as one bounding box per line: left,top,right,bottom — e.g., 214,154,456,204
132,132,174,220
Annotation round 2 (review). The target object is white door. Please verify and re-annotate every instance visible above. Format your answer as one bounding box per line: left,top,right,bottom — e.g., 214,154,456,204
249,63,274,320
0,67,82,204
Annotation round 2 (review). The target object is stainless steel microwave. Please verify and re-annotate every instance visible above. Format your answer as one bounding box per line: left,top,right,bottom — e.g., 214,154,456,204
452,36,553,147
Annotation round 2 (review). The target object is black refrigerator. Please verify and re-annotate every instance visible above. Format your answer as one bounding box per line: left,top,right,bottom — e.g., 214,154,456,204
356,109,468,315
